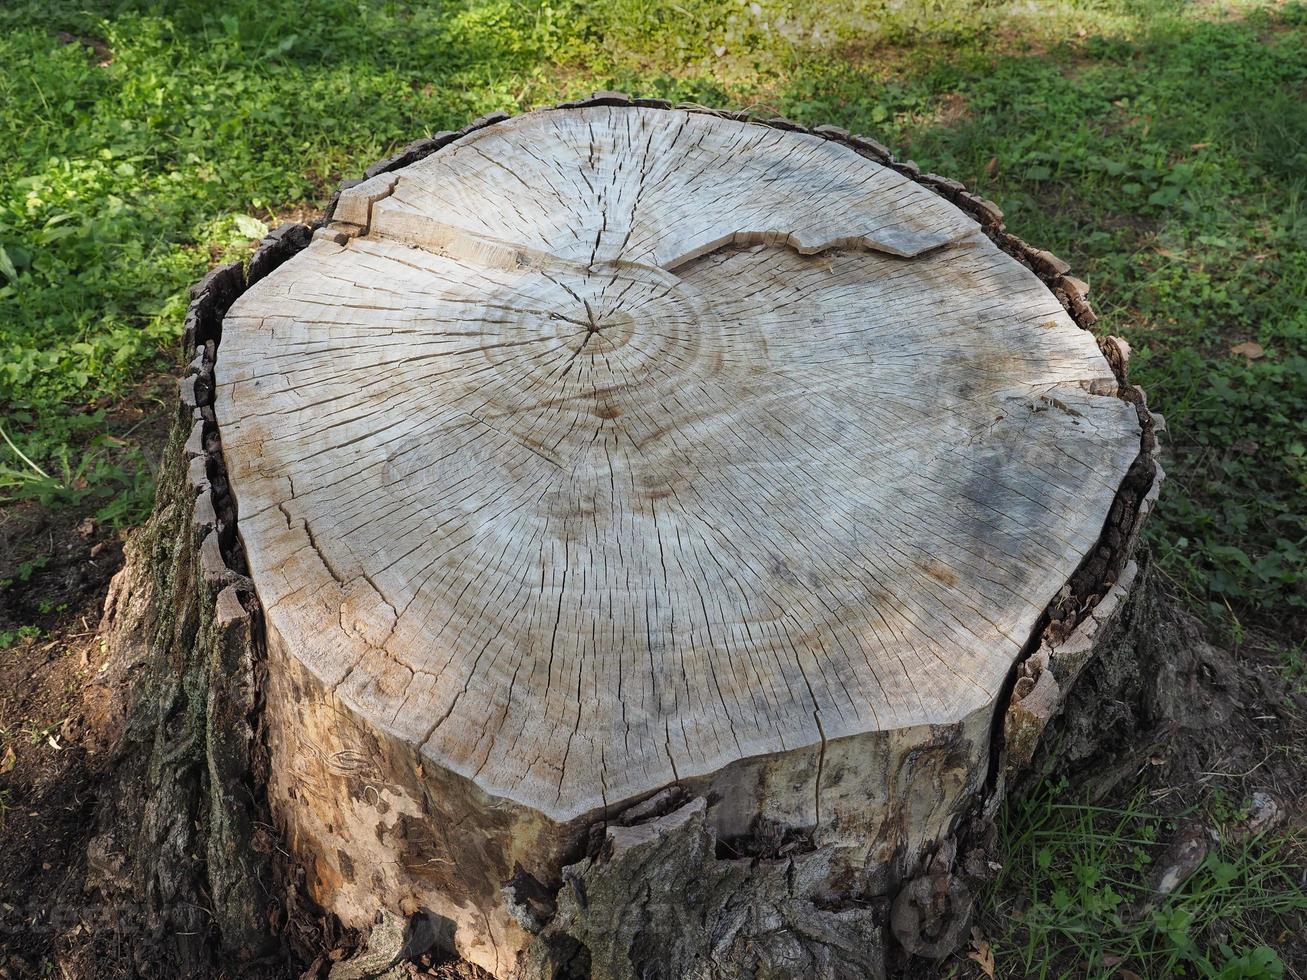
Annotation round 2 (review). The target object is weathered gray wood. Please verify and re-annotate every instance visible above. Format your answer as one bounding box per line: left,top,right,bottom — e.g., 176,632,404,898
85,99,1163,980
208,103,1161,977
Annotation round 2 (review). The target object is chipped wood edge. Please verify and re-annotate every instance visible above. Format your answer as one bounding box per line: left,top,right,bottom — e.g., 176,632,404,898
182,221,315,586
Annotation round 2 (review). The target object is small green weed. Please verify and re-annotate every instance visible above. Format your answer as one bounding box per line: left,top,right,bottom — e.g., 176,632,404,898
0,626,40,650
987,781,1306,978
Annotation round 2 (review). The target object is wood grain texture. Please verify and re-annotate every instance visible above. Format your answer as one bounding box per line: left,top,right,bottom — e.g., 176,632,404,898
219,105,1137,818
211,105,1149,974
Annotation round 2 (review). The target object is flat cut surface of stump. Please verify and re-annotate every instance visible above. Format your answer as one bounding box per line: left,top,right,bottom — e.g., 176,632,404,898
217,106,1141,822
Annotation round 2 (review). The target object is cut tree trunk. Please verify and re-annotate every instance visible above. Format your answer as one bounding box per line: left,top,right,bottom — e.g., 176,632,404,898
91,96,1163,980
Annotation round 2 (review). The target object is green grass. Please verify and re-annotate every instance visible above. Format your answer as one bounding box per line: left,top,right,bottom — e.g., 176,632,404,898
1,0,1303,627
985,781,1307,979
0,1,1304,974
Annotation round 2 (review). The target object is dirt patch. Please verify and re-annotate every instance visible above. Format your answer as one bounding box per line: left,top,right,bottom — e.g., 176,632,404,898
0,516,127,976
0,371,172,644
272,205,324,229
935,91,970,126
54,32,113,67
0,379,171,978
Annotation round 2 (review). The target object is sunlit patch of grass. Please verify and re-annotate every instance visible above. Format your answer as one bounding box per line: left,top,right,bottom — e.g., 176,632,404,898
0,2,1302,612
1,2,1304,976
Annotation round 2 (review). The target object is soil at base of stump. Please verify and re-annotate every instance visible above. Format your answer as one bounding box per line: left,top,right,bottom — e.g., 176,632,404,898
0,391,1303,978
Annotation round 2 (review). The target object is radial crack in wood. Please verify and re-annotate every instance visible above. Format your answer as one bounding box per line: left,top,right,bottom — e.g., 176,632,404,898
212,105,1151,976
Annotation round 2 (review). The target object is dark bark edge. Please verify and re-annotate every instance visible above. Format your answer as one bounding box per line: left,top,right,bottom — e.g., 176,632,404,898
95,94,1163,978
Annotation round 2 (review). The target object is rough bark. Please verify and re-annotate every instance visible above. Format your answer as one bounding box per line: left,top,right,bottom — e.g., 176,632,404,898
84,95,1164,980
514,553,1168,980
84,225,323,977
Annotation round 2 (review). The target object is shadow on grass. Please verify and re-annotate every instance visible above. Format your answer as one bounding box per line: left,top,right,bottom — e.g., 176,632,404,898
768,9,1307,632
5,0,1302,626
0,2,1303,978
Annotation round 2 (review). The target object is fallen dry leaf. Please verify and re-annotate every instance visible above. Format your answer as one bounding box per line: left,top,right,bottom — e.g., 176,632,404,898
968,927,996,979
0,745,15,774
1230,341,1265,360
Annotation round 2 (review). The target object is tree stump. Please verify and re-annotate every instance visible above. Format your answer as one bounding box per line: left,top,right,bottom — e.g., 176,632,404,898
168,99,1159,978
